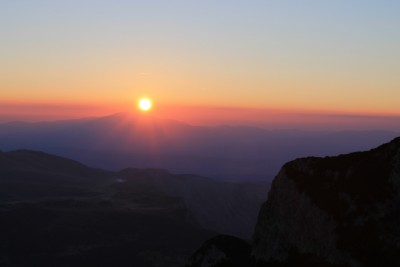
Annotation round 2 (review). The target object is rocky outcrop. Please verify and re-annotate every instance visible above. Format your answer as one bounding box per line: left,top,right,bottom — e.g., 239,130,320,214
187,137,400,266
252,137,400,266
186,235,251,267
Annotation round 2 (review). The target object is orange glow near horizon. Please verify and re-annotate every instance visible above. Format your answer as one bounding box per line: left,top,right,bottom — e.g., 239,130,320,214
1,101,400,131
1,2,399,124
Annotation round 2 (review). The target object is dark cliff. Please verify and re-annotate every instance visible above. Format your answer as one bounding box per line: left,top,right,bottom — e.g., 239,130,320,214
187,137,400,267
252,137,400,266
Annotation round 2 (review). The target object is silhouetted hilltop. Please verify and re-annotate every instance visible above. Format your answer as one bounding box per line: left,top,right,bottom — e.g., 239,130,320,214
0,150,112,201
0,149,110,179
188,137,400,267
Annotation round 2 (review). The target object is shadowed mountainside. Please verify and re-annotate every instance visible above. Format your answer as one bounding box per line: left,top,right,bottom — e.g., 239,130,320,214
0,150,214,266
114,168,267,238
0,150,266,266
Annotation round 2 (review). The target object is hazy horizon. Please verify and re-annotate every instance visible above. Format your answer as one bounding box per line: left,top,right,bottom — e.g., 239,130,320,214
2,103,400,132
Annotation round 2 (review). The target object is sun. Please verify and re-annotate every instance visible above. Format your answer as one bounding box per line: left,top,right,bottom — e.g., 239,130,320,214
138,98,152,111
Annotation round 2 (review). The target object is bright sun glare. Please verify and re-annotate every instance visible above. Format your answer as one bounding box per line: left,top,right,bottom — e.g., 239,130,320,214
138,98,152,111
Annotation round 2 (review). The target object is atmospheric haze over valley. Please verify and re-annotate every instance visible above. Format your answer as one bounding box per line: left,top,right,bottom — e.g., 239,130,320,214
1,112,399,182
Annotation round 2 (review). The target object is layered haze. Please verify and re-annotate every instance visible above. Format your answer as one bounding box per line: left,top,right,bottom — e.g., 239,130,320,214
1,112,399,182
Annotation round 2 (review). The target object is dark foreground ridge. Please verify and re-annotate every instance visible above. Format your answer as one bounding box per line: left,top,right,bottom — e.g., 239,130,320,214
188,137,400,267
0,150,215,267
0,149,266,267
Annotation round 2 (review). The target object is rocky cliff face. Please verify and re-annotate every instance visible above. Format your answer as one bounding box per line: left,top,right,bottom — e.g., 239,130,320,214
252,137,400,266
187,137,400,267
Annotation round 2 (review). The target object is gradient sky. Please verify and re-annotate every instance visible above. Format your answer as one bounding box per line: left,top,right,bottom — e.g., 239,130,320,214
1,1,400,121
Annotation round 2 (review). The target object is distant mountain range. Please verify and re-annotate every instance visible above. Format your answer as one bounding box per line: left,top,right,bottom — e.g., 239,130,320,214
0,112,399,182
0,149,266,266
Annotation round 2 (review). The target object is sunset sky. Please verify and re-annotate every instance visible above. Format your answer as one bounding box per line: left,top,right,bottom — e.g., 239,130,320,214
1,1,400,124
